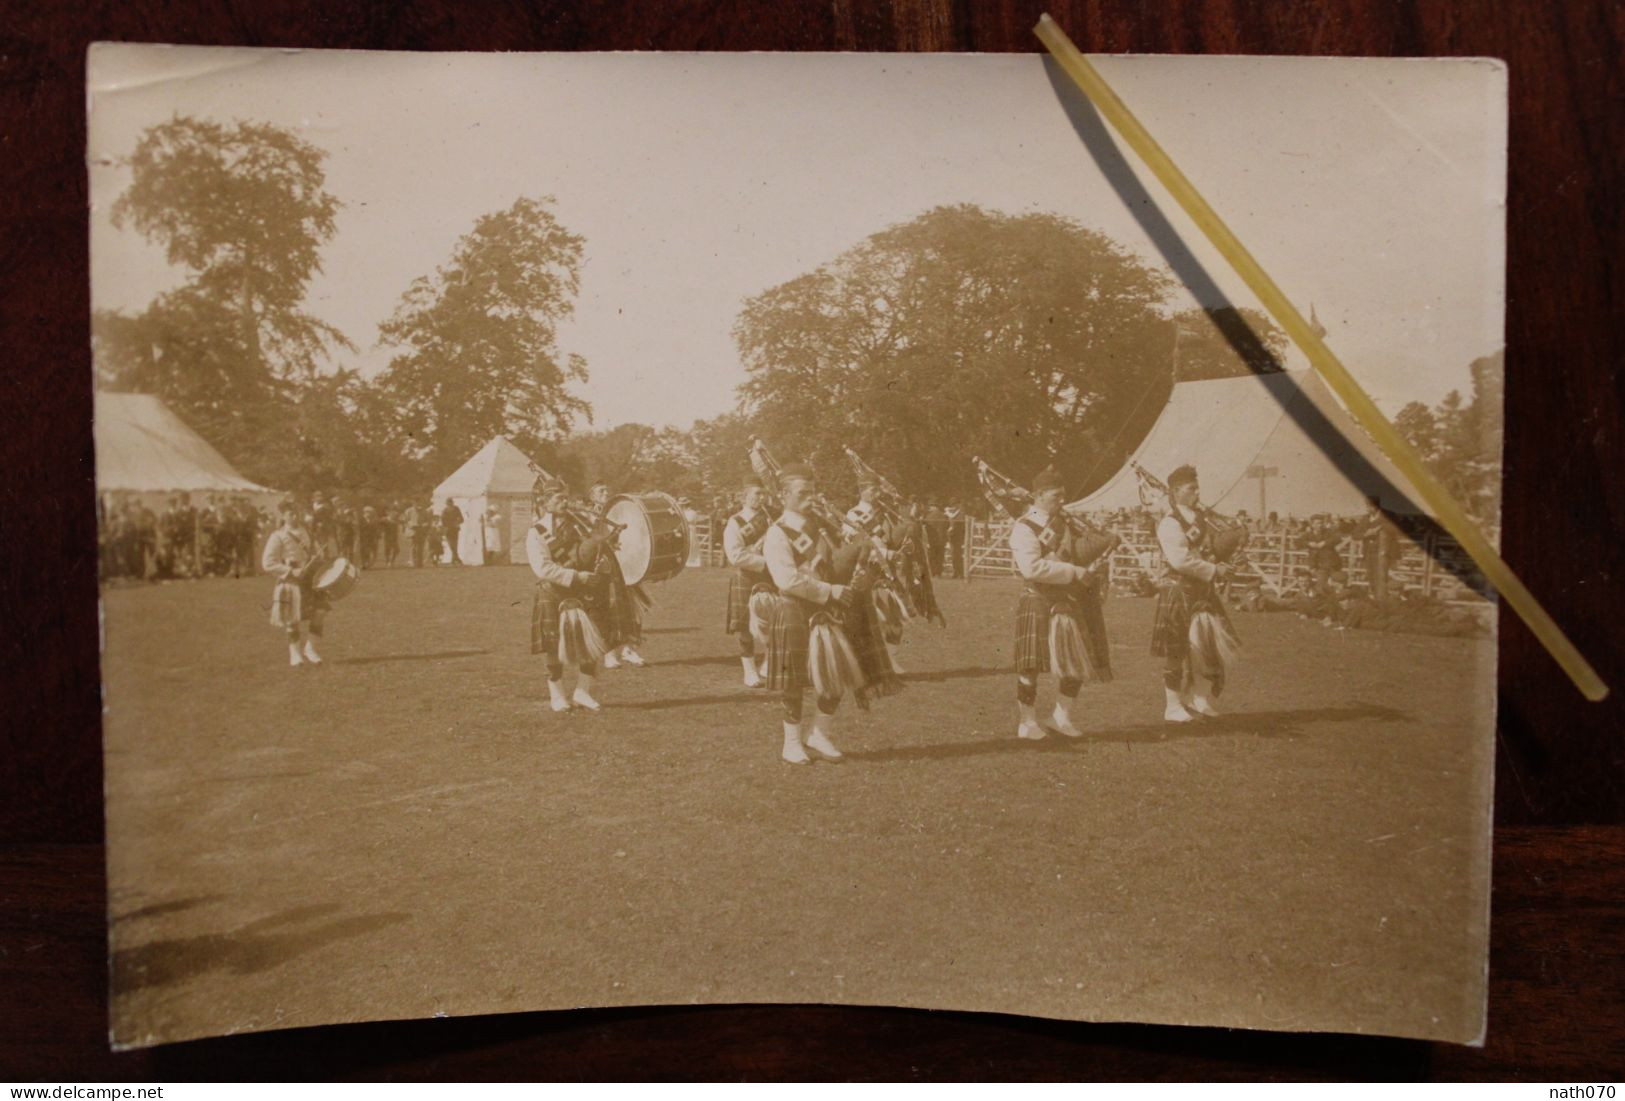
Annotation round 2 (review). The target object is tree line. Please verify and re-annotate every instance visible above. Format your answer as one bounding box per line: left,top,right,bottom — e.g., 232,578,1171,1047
97,116,1494,514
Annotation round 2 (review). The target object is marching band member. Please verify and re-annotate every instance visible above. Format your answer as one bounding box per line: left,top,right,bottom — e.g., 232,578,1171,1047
589,479,649,670
843,479,912,673
263,498,331,668
528,477,610,713
722,473,776,688
1009,467,1109,739
764,463,860,765
1152,465,1241,721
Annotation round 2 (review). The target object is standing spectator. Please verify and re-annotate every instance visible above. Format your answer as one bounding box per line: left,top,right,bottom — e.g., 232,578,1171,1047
422,506,443,566
923,498,948,577
943,499,967,579
402,499,425,567
482,506,504,565
1359,496,1404,601
381,502,401,567
440,499,464,565
359,505,378,568
334,497,358,563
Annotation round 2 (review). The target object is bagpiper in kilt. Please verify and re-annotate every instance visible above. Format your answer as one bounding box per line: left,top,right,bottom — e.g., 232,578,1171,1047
1152,464,1240,722
762,462,863,765
1008,466,1108,741
722,474,777,688
589,480,649,669
527,476,613,714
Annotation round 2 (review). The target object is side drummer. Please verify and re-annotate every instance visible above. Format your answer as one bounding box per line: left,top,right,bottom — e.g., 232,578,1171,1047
763,463,856,765
1008,466,1105,740
1152,465,1238,722
263,498,331,667
528,476,608,713
722,473,775,688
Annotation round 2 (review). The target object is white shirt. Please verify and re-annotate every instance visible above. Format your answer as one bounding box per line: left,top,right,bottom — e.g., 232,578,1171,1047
1008,507,1087,586
1156,508,1218,583
722,507,768,572
763,510,834,605
525,514,582,587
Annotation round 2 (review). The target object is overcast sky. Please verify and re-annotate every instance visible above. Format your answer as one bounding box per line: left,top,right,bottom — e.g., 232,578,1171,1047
89,48,1506,430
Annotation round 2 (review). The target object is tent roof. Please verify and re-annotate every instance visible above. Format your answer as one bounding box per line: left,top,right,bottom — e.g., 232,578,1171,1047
433,437,545,499
1073,370,1426,518
94,392,271,494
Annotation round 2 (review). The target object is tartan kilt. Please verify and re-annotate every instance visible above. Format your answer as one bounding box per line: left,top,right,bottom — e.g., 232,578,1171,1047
532,581,609,657
724,568,774,634
842,591,902,701
1150,579,1234,657
1013,585,1111,681
604,569,643,648
765,595,811,693
269,576,330,629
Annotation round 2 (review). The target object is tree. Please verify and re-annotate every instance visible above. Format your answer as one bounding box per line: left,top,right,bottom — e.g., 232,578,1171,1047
1394,400,1441,464
1168,306,1288,382
734,203,1186,502
375,197,590,473
95,117,353,486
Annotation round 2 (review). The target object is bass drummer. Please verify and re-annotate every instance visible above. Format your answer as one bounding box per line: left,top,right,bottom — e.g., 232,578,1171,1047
262,497,332,668
589,480,648,669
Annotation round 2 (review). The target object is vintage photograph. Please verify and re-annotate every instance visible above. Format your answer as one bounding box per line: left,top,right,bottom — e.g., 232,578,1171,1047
89,48,1505,1047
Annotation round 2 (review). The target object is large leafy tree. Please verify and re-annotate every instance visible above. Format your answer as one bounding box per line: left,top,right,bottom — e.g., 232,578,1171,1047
734,204,1184,502
376,197,590,476
94,117,353,485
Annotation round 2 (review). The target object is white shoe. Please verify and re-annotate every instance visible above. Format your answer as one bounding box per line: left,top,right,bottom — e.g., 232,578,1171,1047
885,644,905,675
601,650,621,670
782,722,810,765
1164,687,1194,723
548,680,571,712
288,643,304,667
302,640,322,665
1016,702,1045,740
1188,695,1220,718
620,647,647,667
805,713,844,762
741,656,762,688
572,674,602,712
1051,701,1083,738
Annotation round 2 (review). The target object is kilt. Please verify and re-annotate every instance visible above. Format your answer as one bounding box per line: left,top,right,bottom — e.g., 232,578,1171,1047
764,595,812,693
724,568,774,634
532,581,609,658
1013,584,1111,681
1150,579,1233,658
269,576,330,629
603,567,643,648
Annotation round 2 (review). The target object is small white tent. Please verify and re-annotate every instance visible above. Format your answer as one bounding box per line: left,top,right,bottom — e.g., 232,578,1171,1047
1074,370,1425,519
94,392,275,505
431,437,546,565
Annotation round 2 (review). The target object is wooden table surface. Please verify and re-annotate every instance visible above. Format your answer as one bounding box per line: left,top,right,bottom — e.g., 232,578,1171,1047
2,0,1621,1081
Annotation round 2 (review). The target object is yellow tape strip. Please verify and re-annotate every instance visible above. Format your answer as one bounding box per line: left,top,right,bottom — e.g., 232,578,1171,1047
1034,14,1606,700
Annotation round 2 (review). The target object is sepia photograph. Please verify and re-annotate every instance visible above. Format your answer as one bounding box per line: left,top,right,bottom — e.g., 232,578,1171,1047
88,47,1505,1049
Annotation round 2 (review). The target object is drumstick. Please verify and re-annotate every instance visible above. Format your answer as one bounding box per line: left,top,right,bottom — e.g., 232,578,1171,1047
1033,15,1608,702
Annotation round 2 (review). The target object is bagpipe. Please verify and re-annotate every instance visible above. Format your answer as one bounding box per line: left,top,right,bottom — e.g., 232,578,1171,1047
971,457,1120,579
842,446,946,628
1129,461,1249,565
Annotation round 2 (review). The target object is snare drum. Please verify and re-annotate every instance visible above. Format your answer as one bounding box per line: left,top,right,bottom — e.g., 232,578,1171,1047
315,557,359,602
606,492,690,585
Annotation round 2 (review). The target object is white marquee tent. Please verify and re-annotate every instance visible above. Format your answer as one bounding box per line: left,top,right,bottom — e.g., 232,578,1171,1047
1073,370,1426,519
94,391,275,505
431,436,546,565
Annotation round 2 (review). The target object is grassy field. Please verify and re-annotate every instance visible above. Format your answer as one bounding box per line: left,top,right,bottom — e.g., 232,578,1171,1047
102,564,1495,1047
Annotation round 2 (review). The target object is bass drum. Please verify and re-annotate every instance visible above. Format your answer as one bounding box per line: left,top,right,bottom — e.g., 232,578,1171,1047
606,492,691,586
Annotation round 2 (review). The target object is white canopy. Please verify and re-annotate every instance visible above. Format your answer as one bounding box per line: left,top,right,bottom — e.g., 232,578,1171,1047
1074,370,1425,519
431,437,548,565
94,392,271,495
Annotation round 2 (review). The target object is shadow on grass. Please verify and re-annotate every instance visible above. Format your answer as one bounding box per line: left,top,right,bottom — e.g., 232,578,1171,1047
113,902,411,994
643,626,699,635
616,689,779,712
901,665,1008,684
651,654,741,669
114,896,226,924
335,649,489,666
847,703,1409,763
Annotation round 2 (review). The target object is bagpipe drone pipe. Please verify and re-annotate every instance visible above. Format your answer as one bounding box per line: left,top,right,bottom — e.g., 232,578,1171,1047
971,456,1121,578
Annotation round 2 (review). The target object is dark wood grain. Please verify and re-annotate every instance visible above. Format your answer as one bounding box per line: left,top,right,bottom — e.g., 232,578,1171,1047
2,0,1621,1080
